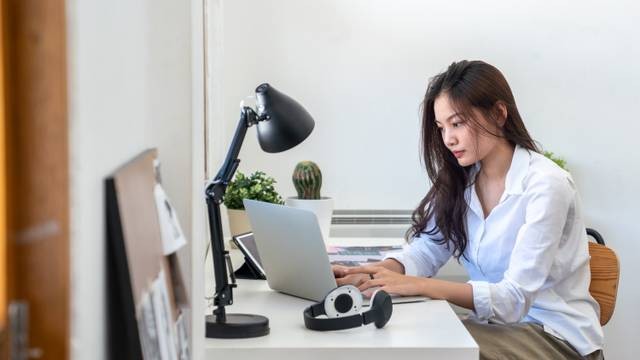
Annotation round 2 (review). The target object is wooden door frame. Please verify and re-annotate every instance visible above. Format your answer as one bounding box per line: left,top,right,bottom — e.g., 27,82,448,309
1,0,10,356
1,0,8,337
2,0,69,358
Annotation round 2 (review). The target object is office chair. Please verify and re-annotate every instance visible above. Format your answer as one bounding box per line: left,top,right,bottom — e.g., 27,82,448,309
586,228,619,326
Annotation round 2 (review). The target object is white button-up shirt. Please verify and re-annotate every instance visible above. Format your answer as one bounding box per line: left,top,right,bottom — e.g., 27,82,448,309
388,145,604,356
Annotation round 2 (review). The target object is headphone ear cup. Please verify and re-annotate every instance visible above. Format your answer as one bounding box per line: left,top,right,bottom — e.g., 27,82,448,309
323,285,362,318
369,290,393,328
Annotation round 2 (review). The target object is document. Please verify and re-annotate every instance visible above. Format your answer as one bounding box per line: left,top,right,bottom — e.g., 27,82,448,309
151,270,178,360
327,245,403,266
154,184,187,255
138,270,180,360
176,313,190,360
138,291,161,360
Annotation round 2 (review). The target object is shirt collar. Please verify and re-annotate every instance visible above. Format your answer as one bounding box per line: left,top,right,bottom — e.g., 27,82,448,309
465,145,531,219
504,144,531,195
469,144,531,195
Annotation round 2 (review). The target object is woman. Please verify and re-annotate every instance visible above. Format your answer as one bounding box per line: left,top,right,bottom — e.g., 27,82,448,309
334,60,604,359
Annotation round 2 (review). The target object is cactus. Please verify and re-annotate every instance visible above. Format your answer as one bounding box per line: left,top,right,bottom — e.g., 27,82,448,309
292,161,322,199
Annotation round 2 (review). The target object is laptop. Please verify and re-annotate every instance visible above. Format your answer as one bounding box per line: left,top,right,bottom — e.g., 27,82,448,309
243,199,426,305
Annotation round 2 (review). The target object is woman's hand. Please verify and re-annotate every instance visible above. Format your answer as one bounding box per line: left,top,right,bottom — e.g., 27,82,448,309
332,265,371,287
343,265,427,298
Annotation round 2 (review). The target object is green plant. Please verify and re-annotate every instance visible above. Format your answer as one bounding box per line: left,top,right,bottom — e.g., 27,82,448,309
223,171,284,210
292,161,322,199
543,151,568,171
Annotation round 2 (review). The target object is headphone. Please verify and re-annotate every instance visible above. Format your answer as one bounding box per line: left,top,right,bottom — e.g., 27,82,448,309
303,285,393,331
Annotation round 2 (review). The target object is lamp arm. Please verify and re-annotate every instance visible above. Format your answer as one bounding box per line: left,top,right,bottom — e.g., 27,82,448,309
205,106,259,322
213,107,259,183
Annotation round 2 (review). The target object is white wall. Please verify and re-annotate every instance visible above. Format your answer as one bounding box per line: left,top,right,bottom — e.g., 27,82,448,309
66,0,202,358
212,1,640,358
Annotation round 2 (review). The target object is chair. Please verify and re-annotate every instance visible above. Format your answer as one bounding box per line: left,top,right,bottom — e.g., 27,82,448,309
586,228,620,326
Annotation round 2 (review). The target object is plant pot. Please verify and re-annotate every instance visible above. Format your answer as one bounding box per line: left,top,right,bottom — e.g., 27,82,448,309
285,197,334,242
227,208,252,237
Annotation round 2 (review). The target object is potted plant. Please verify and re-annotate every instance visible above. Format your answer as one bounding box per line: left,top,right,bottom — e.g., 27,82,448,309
285,161,334,242
224,171,284,237
543,151,568,171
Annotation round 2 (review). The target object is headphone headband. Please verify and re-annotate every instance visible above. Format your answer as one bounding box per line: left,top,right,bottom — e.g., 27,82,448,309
303,302,364,331
303,285,393,331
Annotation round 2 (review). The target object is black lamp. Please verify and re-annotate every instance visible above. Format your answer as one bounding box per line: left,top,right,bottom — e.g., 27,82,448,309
205,83,314,338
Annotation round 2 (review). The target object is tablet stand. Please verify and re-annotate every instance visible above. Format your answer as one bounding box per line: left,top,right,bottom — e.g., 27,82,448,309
234,257,266,280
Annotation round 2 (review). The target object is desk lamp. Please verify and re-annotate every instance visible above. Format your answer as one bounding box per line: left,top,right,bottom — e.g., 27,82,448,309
205,83,315,338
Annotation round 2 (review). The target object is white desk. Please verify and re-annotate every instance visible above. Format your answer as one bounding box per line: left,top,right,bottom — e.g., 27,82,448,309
204,237,478,359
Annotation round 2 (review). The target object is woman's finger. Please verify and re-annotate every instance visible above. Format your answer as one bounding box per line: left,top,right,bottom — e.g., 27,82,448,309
336,274,368,286
357,278,385,292
342,266,370,274
332,265,348,277
344,265,381,275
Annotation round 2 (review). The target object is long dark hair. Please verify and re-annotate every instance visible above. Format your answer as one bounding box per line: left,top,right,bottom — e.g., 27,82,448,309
406,60,540,261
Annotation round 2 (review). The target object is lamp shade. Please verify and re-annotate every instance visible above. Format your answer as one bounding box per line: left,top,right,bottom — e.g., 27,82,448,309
254,83,315,153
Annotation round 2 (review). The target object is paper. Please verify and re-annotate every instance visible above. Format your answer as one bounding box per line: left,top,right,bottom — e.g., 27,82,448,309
151,270,178,360
138,291,161,360
154,184,187,255
326,245,403,256
176,313,190,360
137,270,185,360
327,245,403,266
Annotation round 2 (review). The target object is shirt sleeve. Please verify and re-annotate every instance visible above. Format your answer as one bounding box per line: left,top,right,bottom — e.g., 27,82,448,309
469,175,575,323
384,216,452,277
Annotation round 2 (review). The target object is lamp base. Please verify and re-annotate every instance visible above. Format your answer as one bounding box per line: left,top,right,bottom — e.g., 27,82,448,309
205,313,270,338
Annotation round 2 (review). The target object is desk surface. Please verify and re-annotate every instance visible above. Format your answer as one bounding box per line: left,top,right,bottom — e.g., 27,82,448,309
205,238,478,360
